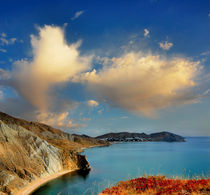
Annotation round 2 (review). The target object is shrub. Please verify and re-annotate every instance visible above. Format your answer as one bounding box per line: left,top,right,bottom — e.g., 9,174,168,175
100,176,210,195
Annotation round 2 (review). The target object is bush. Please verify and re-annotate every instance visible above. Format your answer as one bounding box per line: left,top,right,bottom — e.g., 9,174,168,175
100,176,210,195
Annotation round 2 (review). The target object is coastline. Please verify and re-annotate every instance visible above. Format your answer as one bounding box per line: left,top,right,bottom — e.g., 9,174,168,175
16,168,79,195
16,144,109,195
81,143,111,151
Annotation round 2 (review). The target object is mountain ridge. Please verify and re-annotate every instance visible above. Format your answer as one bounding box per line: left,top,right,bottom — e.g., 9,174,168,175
96,131,185,142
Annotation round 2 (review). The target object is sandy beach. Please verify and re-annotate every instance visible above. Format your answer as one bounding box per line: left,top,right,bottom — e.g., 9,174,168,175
16,169,79,195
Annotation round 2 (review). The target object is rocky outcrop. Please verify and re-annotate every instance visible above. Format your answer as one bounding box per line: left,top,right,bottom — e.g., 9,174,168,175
96,131,185,142
0,112,109,194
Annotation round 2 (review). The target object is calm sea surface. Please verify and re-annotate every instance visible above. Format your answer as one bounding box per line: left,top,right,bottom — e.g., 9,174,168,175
32,137,210,195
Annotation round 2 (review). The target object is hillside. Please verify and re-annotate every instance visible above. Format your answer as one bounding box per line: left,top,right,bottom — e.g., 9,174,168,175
0,112,109,194
96,131,185,142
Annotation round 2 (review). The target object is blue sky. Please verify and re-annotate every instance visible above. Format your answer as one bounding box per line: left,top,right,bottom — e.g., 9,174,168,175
0,0,209,136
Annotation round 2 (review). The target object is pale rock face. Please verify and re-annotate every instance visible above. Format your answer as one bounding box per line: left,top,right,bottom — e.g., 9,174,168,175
0,120,63,191
0,121,62,173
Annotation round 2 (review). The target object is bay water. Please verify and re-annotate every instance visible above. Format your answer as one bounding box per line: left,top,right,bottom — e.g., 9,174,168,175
32,137,210,195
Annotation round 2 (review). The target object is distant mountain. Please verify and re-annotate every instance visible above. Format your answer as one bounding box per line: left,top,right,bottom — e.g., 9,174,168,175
96,131,185,142
0,111,109,194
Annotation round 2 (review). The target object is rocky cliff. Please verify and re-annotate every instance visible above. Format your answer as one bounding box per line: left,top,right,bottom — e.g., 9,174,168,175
96,131,185,142
0,112,109,195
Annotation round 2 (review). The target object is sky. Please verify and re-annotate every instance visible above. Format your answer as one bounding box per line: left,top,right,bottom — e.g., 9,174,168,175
0,0,209,136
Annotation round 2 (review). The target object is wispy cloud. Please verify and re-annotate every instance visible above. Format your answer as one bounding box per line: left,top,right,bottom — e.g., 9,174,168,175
10,38,17,44
201,51,210,57
87,100,99,107
144,28,150,37
120,116,128,119
0,48,7,53
0,37,9,45
71,10,84,20
1,33,6,37
36,111,81,128
159,40,173,50
0,33,17,45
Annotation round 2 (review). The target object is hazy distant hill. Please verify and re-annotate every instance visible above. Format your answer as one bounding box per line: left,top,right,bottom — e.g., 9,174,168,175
0,112,108,194
96,131,185,142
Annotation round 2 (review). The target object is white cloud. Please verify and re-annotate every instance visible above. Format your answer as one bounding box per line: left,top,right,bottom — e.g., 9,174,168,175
0,37,8,45
0,35,17,46
159,41,173,50
71,10,84,20
10,38,17,44
0,25,206,122
83,52,201,116
1,33,6,37
0,25,92,129
0,48,6,53
87,100,99,107
144,29,150,37
80,117,91,121
11,25,92,111
201,51,210,57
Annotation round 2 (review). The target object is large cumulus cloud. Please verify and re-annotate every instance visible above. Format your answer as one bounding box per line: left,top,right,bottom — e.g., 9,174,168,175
0,25,92,128
0,25,205,128
12,25,91,111
83,52,201,116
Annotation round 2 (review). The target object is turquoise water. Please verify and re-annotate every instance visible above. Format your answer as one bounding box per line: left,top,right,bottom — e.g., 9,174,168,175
32,137,210,195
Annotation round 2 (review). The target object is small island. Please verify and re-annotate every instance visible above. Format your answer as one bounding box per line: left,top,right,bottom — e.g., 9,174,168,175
96,131,185,142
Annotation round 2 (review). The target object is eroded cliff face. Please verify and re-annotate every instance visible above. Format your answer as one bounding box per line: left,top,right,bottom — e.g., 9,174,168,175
0,112,108,195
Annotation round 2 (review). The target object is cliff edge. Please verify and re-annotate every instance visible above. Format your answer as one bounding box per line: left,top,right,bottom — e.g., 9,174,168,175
0,112,108,194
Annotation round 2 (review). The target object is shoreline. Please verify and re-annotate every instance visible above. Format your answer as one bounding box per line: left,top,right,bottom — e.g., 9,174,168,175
16,144,108,195
16,168,79,195
81,143,111,151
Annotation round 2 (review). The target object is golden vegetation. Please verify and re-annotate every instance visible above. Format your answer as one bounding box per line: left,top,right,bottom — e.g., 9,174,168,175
100,176,210,195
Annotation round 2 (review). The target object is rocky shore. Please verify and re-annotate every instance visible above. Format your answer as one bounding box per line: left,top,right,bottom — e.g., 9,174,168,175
0,112,109,195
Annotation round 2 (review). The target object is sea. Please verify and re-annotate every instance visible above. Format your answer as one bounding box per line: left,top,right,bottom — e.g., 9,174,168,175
32,137,210,195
